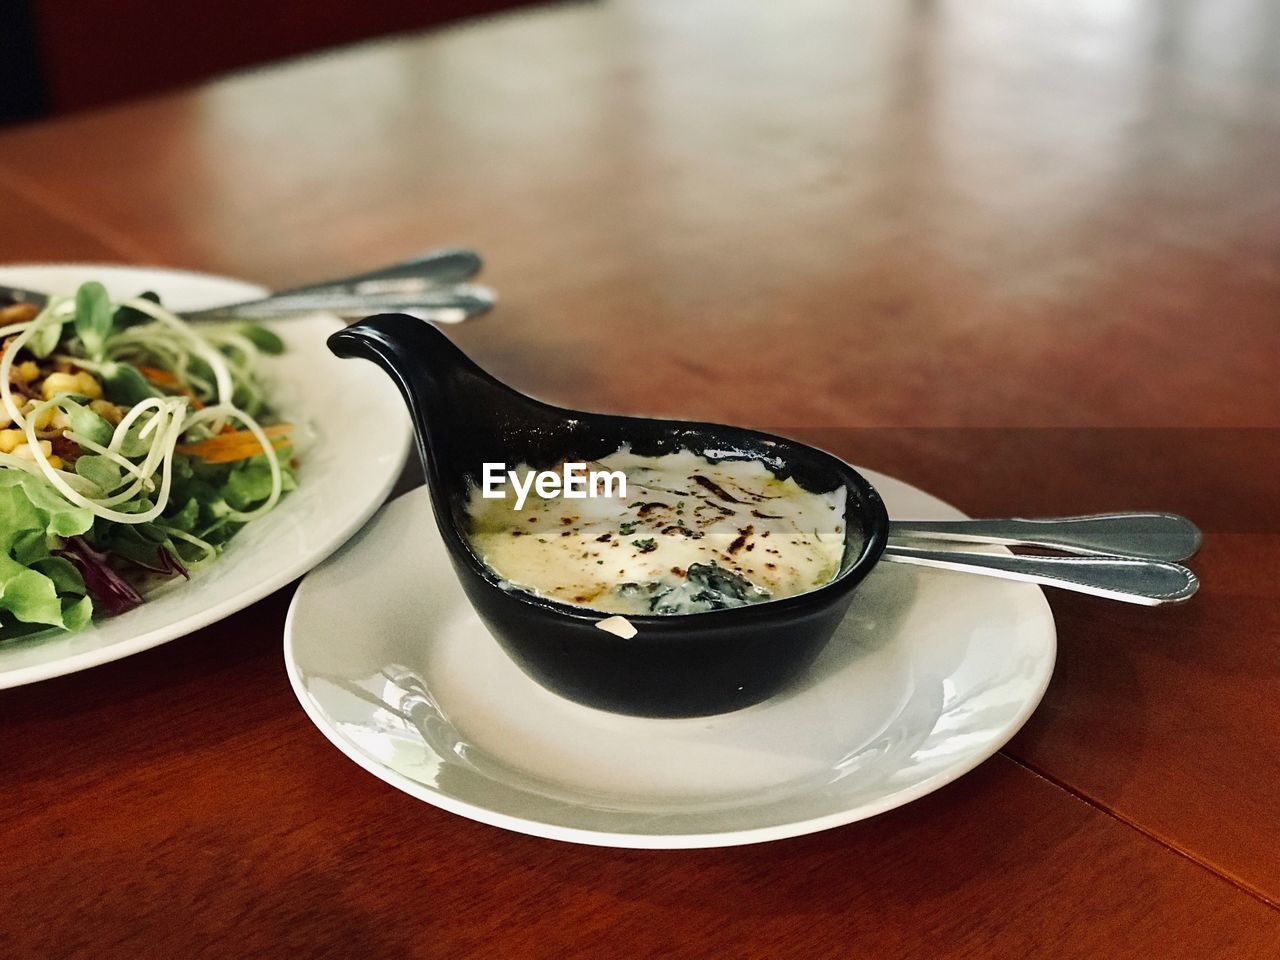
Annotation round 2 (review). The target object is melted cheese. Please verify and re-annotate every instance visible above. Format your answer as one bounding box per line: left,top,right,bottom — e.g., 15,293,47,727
466,449,849,616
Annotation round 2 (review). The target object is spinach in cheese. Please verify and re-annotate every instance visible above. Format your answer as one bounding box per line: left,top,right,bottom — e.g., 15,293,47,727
466,449,849,616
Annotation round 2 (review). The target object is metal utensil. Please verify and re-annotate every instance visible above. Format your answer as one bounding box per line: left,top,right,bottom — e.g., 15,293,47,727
187,284,496,323
888,512,1201,563
882,545,1199,605
0,247,494,323
0,284,45,311
274,246,483,293
189,247,488,321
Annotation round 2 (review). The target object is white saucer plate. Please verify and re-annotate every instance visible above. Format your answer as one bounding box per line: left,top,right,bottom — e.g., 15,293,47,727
0,264,412,688
285,468,1056,848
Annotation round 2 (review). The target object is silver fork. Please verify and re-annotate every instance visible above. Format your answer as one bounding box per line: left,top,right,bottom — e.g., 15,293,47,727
0,247,496,324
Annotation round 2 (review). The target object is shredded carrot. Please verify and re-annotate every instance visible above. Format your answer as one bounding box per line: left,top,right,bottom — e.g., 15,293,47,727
187,440,290,464
0,304,39,324
138,365,206,409
176,423,293,463
138,365,177,386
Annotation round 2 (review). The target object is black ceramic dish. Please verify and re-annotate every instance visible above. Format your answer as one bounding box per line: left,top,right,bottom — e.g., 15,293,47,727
328,315,889,717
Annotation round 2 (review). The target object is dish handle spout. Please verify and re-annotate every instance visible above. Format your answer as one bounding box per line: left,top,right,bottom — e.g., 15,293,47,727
327,313,573,510
327,314,498,484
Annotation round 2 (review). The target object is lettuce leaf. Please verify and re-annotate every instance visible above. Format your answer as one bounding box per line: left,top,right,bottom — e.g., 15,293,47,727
0,472,97,630
74,454,123,496
65,402,113,448
222,456,291,511
73,281,115,360
27,307,64,358
0,559,64,626
1,471,94,538
236,323,285,355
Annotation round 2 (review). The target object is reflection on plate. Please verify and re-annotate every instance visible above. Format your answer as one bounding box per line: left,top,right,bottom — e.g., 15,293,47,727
285,469,1056,849
0,264,412,689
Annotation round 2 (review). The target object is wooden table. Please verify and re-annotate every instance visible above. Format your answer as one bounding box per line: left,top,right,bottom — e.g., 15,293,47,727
2,2,1278,956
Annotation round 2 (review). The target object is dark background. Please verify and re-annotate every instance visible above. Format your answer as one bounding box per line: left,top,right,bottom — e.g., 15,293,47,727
0,0,542,124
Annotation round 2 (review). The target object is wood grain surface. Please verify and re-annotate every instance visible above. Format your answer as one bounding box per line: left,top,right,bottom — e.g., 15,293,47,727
1,1,1278,956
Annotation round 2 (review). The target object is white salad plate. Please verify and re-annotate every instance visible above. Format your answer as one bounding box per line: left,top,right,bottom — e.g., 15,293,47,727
0,264,412,689
285,469,1057,849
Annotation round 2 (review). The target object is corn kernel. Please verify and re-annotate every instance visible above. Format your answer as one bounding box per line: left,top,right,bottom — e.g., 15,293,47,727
30,404,53,430
41,372,82,400
75,372,103,399
11,440,52,461
46,455,63,470
0,429,23,454
89,399,123,425
15,361,39,383
51,409,70,431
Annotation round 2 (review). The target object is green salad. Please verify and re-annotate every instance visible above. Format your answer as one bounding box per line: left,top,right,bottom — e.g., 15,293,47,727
0,282,296,639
